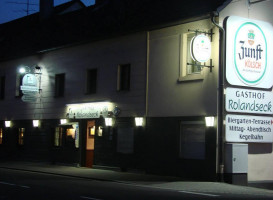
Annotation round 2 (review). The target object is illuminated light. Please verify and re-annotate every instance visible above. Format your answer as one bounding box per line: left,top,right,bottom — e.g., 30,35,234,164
5,121,11,128
33,120,39,127
19,67,26,74
135,117,144,127
60,119,67,124
205,116,215,127
105,118,113,126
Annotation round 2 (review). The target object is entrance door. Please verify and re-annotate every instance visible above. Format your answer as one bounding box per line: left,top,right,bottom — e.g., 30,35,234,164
86,120,95,168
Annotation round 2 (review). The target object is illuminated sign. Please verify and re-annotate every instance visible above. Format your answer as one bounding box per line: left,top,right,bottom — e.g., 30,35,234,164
67,102,114,119
225,87,273,115
226,16,273,88
226,114,273,143
190,34,211,63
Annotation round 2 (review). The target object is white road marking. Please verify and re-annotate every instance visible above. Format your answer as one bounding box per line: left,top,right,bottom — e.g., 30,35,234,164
179,190,220,197
0,181,30,189
80,196,103,200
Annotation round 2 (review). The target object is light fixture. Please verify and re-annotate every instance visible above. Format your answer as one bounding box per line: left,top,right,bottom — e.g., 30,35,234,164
5,121,11,128
135,117,144,127
60,119,67,124
19,66,31,74
205,116,215,127
33,120,39,127
105,118,113,126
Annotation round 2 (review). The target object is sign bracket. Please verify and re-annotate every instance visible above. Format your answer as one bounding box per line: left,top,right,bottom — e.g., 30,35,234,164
187,59,214,72
188,28,214,41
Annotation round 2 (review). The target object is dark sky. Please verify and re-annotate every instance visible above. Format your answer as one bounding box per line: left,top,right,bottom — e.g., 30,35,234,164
0,0,95,24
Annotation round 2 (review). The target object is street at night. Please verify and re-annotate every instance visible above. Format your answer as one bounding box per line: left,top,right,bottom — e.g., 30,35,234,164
1,163,273,200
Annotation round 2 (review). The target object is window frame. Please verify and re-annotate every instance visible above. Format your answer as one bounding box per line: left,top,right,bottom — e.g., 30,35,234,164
179,121,206,160
85,68,97,94
18,128,25,146
54,73,65,97
117,64,131,91
0,76,5,100
54,127,63,147
178,32,205,82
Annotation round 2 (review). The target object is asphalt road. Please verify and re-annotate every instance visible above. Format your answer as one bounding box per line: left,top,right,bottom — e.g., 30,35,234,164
0,168,273,200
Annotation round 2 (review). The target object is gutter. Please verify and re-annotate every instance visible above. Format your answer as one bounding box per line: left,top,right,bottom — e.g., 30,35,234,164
211,11,225,182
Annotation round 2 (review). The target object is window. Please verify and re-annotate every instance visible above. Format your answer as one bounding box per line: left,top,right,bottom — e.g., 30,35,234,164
18,128,25,145
55,73,65,97
0,76,5,100
186,33,202,74
0,128,3,144
180,121,205,160
54,127,62,147
15,73,24,97
117,64,130,91
86,69,97,94
179,32,204,82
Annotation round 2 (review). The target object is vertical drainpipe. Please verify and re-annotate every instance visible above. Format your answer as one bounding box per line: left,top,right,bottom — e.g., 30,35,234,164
211,11,225,182
145,31,150,117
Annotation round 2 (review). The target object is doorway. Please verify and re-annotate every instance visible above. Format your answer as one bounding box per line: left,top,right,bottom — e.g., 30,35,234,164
86,120,95,168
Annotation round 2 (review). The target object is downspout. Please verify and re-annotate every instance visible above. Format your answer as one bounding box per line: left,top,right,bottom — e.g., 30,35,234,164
211,11,225,182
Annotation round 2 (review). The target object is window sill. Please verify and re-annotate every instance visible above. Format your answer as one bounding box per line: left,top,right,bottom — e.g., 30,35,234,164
178,74,204,82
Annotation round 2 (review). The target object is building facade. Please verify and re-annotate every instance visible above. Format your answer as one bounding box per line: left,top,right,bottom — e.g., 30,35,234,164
0,0,273,185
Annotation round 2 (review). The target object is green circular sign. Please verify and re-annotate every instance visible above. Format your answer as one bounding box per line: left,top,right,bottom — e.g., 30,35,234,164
234,22,267,85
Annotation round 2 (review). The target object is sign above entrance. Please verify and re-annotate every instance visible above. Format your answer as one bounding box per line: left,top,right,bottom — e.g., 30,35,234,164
67,102,114,119
226,16,273,88
226,114,273,143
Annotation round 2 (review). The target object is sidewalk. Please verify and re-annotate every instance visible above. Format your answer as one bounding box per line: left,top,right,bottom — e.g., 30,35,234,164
1,161,273,198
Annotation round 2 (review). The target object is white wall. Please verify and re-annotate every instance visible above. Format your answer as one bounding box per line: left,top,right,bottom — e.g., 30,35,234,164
0,32,147,120
220,0,273,182
147,18,219,117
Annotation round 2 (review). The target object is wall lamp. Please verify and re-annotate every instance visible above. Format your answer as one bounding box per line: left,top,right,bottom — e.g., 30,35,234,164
19,66,31,74
205,116,215,127
33,120,39,127
5,121,11,128
135,117,144,127
60,119,67,124
105,118,113,126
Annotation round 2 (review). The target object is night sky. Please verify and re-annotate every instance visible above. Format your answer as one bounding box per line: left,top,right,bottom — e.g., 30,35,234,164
0,0,95,24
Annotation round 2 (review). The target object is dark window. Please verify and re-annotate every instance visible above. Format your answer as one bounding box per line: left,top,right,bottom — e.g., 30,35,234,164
86,69,97,94
0,76,5,100
55,73,65,97
180,122,205,160
15,74,24,97
117,64,130,91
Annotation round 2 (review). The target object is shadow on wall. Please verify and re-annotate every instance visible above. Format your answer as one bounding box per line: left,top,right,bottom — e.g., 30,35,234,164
248,143,272,154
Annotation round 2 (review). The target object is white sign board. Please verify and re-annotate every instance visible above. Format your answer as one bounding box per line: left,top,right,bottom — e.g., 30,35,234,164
226,16,273,88
225,87,273,114
67,102,114,119
190,34,211,63
226,114,273,143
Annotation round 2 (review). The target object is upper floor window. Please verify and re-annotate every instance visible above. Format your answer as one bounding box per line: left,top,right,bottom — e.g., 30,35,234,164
186,33,202,75
0,76,5,100
179,31,211,82
15,73,24,97
55,73,65,97
117,64,131,91
86,69,97,94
